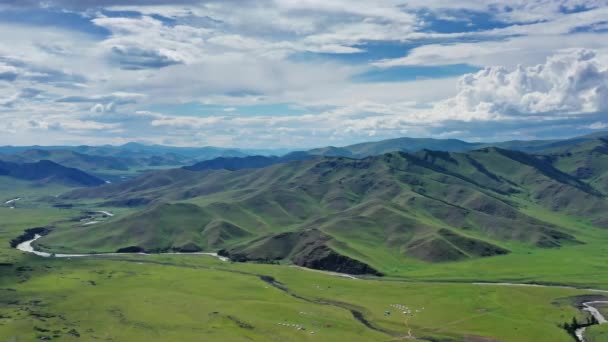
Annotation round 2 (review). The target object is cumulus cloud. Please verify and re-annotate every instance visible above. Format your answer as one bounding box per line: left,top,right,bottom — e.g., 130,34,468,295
432,49,608,120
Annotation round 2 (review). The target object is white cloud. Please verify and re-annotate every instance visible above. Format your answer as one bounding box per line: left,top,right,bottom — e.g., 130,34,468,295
49,120,122,131
0,87,42,107
150,115,224,128
57,92,146,104
429,49,608,121
374,34,608,69
1,2,608,147
586,121,608,130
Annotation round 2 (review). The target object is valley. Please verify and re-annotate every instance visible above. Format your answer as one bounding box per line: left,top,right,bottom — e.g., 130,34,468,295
5,3,608,340
2,133,608,341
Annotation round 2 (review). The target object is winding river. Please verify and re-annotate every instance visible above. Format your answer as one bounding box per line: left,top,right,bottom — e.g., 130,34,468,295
16,234,229,261
15,235,608,341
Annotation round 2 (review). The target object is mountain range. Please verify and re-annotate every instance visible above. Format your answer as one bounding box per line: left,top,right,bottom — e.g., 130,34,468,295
307,131,608,158
4,132,606,275
0,142,284,162
4,132,608,178
35,134,608,275
176,132,608,172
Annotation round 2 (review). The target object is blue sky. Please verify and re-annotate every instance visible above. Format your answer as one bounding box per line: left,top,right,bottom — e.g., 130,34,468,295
0,1,607,148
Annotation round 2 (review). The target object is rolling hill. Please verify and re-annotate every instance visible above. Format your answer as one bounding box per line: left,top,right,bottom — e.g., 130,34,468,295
0,149,133,171
539,138,608,195
183,151,316,171
41,145,608,275
0,159,105,187
307,138,481,157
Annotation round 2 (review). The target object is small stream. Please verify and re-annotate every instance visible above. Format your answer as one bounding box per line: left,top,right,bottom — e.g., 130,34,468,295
4,198,21,206
575,301,608,341
472,283,608,341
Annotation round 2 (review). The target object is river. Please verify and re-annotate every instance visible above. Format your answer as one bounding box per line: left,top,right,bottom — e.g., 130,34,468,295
4,198,21,205
574,301,608,341
15,235,608,341
16,234,229,261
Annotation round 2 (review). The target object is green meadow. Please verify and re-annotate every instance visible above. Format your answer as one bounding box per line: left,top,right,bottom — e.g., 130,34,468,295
0,251,596,342
0,194,605,342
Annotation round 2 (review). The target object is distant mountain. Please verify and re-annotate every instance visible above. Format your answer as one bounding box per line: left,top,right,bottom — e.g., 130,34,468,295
488,132,608,152
307,131,608,157
308,138,482,157
0,160,105,187
183,151,316,171
111,142,249,160
179,132,608,173
3,132,607,172
0,142,279,163
48,146,608,275
0,149,133,171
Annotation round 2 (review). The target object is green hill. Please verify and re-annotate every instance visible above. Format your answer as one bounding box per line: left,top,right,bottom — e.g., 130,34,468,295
0,159,105,187
43,147,607,274
540,138,608,195
308,138,482,157
183,152,316,171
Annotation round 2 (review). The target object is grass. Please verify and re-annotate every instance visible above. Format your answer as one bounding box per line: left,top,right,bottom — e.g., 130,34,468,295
4,151,608,341
0,257,387,341
0,189,597,341
587,324,608,342
0,253,594,342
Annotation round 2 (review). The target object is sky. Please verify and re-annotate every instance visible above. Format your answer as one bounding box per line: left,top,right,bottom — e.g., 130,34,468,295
0,0,607,148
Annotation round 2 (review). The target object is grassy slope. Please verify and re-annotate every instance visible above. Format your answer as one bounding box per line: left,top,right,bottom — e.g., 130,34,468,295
0,176,603,342
541,138,608,195
44,149,608,277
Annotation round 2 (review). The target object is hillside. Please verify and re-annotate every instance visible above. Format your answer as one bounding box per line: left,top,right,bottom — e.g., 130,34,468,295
308,138,482,157
0,160,105,187
42,146,608,274
183,152,316,171
539,138,608,195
